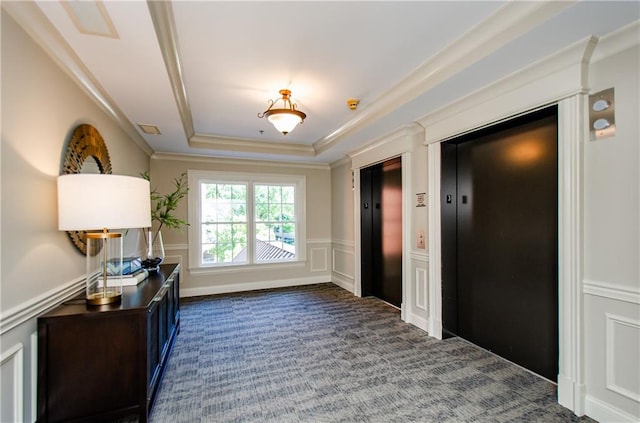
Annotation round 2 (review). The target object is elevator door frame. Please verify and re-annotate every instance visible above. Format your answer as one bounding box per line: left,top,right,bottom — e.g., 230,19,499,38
426,97,587,415
440,108,559,381
353,152,412,322
360,157,403,307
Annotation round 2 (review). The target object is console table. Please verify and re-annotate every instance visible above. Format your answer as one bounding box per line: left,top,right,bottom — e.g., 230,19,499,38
37,263,180,423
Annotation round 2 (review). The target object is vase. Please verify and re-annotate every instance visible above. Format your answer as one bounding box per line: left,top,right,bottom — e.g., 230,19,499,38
142,230,164,272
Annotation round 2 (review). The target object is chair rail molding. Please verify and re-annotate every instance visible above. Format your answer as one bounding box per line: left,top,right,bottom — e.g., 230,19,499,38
583,279,640,305
0,276,84,336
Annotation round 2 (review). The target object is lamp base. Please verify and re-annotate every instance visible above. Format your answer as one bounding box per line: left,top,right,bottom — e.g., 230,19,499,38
86,291,122,306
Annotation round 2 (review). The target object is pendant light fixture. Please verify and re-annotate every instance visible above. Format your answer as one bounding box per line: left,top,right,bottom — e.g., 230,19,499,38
258,89,306,135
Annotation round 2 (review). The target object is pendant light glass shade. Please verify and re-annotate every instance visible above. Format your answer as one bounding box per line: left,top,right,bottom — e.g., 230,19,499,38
258,89,306,135
266,109,305,135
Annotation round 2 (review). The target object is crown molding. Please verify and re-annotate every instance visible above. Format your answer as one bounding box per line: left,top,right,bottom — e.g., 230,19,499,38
312,0,575,154
189,133,315,157
151,152,330,170
329,156,351,169
149,0,573,159
348,123,423,169
147,0,194,141
419,35,596,144
590,20,640,63
10,0,579,161
2,1,154,157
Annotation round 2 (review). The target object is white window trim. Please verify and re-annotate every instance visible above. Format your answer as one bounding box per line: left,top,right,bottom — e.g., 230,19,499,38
188,170,306,270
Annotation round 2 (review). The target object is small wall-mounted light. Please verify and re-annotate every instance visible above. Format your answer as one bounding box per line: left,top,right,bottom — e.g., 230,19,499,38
589,88,615,141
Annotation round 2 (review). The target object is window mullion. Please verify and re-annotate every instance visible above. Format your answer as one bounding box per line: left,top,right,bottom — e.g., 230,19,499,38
247,182,255,264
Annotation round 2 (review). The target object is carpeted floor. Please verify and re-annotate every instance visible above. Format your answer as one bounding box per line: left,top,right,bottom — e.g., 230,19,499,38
135,283,596,422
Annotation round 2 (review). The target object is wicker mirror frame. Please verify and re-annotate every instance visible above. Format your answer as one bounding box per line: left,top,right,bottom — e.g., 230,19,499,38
62,124,112,255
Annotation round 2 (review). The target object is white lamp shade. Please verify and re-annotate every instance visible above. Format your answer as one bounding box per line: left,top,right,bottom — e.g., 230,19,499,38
58,174,151,230
267,112,302,134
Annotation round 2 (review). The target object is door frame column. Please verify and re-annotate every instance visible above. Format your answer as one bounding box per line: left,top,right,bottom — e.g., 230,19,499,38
421,37,595,415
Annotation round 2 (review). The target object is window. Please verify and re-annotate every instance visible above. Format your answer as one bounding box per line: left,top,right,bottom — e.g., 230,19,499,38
189,170,306,269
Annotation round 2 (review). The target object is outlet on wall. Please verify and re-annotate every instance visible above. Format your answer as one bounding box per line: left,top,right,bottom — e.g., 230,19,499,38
417,230,425,249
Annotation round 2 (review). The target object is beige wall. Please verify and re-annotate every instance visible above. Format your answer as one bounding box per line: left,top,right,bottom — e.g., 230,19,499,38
1,12,150,422
330,159,354,243
330,159,356,291
2,4,638,422
149,155,332,295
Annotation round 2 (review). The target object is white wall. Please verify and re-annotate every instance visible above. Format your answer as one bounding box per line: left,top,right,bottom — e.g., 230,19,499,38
583,36,640,422
148,154,332,297
0,12,150,422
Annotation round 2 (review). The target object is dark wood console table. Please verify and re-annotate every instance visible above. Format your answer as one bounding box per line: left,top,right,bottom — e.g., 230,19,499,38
37,263,180,423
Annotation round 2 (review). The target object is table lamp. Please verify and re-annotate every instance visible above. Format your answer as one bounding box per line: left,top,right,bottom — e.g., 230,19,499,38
58,174,151,305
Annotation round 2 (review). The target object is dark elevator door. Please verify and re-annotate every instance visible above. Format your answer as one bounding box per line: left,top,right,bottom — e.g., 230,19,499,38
441,107,558,381
361,158,402,307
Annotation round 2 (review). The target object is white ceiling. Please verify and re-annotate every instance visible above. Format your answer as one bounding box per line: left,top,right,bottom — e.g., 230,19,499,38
6,1,640,164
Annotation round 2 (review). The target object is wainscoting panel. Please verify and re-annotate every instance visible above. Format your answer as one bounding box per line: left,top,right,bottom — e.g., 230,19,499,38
331,240,355,293
406,253,429,332
310,247,328,272
1,342,24,423
415,267,428,311
584,280,640,423
605,313,640,402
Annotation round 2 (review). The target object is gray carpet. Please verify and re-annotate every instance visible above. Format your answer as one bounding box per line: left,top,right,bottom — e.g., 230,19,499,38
142,283,595,422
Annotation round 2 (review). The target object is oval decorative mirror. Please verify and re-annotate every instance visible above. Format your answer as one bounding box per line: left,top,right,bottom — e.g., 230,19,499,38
62,124,112,255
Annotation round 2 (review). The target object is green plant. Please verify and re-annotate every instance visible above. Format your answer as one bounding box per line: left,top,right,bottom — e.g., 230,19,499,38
141,171,189,232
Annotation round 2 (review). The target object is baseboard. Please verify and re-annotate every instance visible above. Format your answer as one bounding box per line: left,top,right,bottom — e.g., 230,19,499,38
405,311,428,332
585,394,639,423
180,275,331,298
331,273,354,293
558,374,586,416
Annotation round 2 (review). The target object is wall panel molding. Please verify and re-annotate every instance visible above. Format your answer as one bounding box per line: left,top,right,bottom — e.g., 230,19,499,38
310,247,328,272
0,276,84,335
605,313,640,403
409,252,429,262
332,239,355,248
415,267,428,312
308,238,332,245
584,279,640,305
332,247,355,280
0,342,24,423
164,243,188,251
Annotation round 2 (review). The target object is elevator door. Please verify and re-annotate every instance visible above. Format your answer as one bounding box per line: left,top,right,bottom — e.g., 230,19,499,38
441,107,558,381
360,158,402,307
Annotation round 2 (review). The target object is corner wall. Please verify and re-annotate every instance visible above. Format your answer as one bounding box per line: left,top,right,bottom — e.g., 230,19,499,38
1,12,150,422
